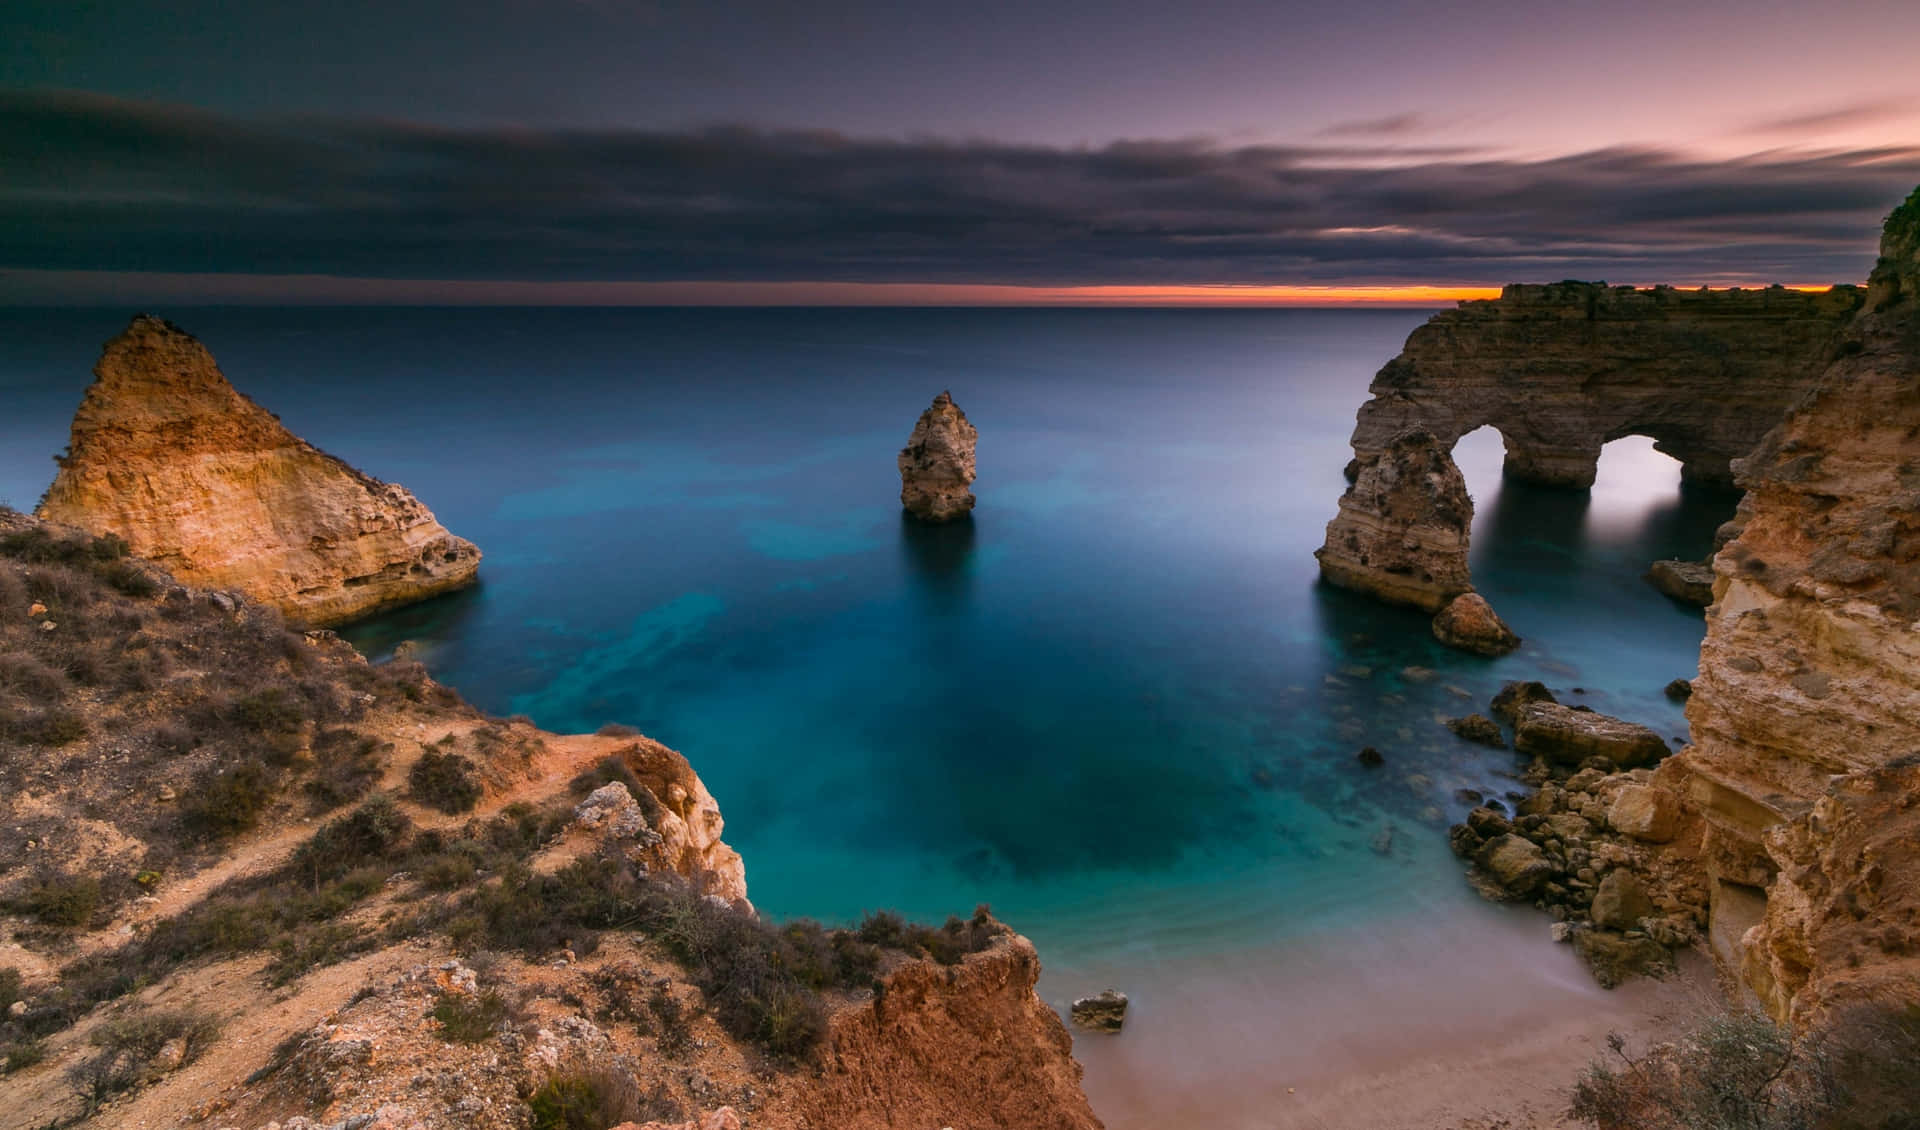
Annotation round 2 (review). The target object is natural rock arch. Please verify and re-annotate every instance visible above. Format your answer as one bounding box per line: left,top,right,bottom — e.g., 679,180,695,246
1316,282,1864,614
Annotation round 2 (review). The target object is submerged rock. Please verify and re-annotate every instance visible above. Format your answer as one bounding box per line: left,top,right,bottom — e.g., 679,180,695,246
1473,833,1552,899
1646,558,1716,606
1069,989,1129,1033
898,391,978,522
37,315,480,627
1431,593,1520,656
1490,680,1558,725
1513,703,1668,769
1355,746,1386,767
1445,713,1506,748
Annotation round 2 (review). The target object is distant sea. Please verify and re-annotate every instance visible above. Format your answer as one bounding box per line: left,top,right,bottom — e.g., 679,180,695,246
0,307,1733,1124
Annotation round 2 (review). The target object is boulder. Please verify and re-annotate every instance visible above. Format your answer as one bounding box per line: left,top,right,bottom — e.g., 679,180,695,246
1445,713,1506,748
1490,680,1558,724
1572,928,1672,989
898,391,978,522
1514,703,1669,769
1646,558,1716,607
1607,784,1682,843
1465,806,1511,837
1590,870,1656,931
1355,746,1385,767
1431,593,1521,656
1474,834,1553,899
1663,677,1693,701
1070,989,1128,1033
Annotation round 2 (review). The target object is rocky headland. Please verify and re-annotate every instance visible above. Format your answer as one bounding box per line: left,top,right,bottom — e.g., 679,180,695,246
898,391,979,522
37,316,480,628
1446,188,1920,1037
0,510,1099,1130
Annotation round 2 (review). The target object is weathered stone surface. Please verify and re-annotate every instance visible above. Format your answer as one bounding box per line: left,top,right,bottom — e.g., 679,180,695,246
1514,703,1668,769
37,316,480,627
1474,833,1552,898
1445,713,1506,748
1315,428,1474,611
1573,928,1673,990
1069,989,1129,1033
1431,592,1520,656
898,391,978,522
1490,680,1558,724
1646,558,1716,606
1316,283,1861,604
1607,784,1682,843
1590,870,1656,931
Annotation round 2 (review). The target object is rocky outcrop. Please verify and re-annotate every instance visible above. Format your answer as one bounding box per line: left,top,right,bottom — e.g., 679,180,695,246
1514,704,1669,769
1664,186,1920,1020
1431,592,1520,656
1069,989,1128,1033
571,739,749,905
898,391,978,522
1645,558,1715,606
799,931,1104,1130
37,315,479,627
1315,428,1473,611
1317,283,1861,608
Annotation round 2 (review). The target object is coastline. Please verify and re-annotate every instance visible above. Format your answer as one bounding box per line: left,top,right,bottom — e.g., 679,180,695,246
1053,897,1719,1129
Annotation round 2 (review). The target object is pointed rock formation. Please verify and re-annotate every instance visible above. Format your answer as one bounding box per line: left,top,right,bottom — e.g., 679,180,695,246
898,391,978,522
37,315,479,626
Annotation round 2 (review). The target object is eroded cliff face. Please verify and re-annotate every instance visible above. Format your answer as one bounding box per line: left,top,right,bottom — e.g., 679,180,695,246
898,391,978,522
1317,283,1861,612
1316,428,1474,611
37,315,479,627
799,932,1104,1130
1671,189,1920,1020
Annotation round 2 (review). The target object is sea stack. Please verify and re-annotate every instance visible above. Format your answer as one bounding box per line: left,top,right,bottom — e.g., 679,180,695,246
37,315,480,627
898,390,978,522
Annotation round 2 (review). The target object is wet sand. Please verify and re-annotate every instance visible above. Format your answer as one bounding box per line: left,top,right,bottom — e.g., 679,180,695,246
1047,898,1720,1130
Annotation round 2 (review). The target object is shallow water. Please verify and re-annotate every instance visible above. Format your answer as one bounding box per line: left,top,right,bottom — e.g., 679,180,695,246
0,306,1733,1123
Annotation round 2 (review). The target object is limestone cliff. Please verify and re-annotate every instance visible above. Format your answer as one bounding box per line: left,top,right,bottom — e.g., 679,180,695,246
1318,283,1860,609
898,391,978,522
1669,186,1920,1019
1316,428,1474,611
37,315,479,627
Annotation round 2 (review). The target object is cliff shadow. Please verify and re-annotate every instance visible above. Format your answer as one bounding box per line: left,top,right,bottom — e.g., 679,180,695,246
899,511,976,612
335,578,489,663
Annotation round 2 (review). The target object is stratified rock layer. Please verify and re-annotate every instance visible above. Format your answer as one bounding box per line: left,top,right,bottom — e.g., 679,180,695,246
37,316,479,627
898,391,978,522
1669,187,1920,1020
1318,283,1860,607
1315,428,1473,611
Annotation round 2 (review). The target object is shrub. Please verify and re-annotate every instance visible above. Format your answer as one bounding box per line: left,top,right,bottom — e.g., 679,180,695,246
289,795,412,885
0,966,20,1012
432,989,511,1043
229,687,305,734
409,748,483,814
0,707,89,746
595,722,641,737
527,1066,678,1130
67,1007,218,1114
180,760,277,840
0,654,66,703
18,873,102,927
2,1038,44,1074
305,728,387,809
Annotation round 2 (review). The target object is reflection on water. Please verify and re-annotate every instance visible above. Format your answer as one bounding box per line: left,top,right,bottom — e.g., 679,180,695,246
898,511,976,612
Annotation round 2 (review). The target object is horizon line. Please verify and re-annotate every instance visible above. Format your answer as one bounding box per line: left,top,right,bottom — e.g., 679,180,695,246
0,272,1850,308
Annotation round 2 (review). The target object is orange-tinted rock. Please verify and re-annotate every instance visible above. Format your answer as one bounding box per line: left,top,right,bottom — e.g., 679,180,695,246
1431,592,1520,656
898,391,978,522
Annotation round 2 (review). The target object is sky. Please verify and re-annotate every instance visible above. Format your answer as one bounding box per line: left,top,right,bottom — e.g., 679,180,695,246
3,0,1920,304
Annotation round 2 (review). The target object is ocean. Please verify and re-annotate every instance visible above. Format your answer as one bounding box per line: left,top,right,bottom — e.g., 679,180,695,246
0,306,1731,1124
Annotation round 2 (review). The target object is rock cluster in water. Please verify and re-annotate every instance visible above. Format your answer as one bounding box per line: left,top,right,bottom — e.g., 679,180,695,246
898,391,978,522
1069,989,1129,1033
37,315,480,627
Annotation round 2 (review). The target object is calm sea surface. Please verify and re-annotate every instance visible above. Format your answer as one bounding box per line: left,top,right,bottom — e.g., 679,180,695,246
0,307,1732,1122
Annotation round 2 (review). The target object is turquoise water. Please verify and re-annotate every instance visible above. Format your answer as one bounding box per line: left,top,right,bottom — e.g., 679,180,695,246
0,308,1728,1114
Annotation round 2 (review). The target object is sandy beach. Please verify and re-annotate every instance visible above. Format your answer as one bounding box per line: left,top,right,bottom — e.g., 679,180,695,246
1051,897,1721,1130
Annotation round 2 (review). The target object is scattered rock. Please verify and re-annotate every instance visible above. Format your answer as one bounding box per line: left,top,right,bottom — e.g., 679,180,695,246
898,391,978,522
1445,713,1506,748
1355,746,1385,767
1474,834,1552,899
1490,680,1558,725
1645,558,1716,607
1590,870,1656,931
1070,989,1128,1033
1431,593,1521,657
1513,703,1669,769
1663,678,1693,701
1573,928,1672,989
1606,784,1682,843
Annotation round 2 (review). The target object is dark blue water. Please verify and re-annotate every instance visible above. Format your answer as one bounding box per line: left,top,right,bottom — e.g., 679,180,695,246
0,307,1732,1118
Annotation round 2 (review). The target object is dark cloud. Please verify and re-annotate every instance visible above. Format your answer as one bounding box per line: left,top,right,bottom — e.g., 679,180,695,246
2,89,1916,288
